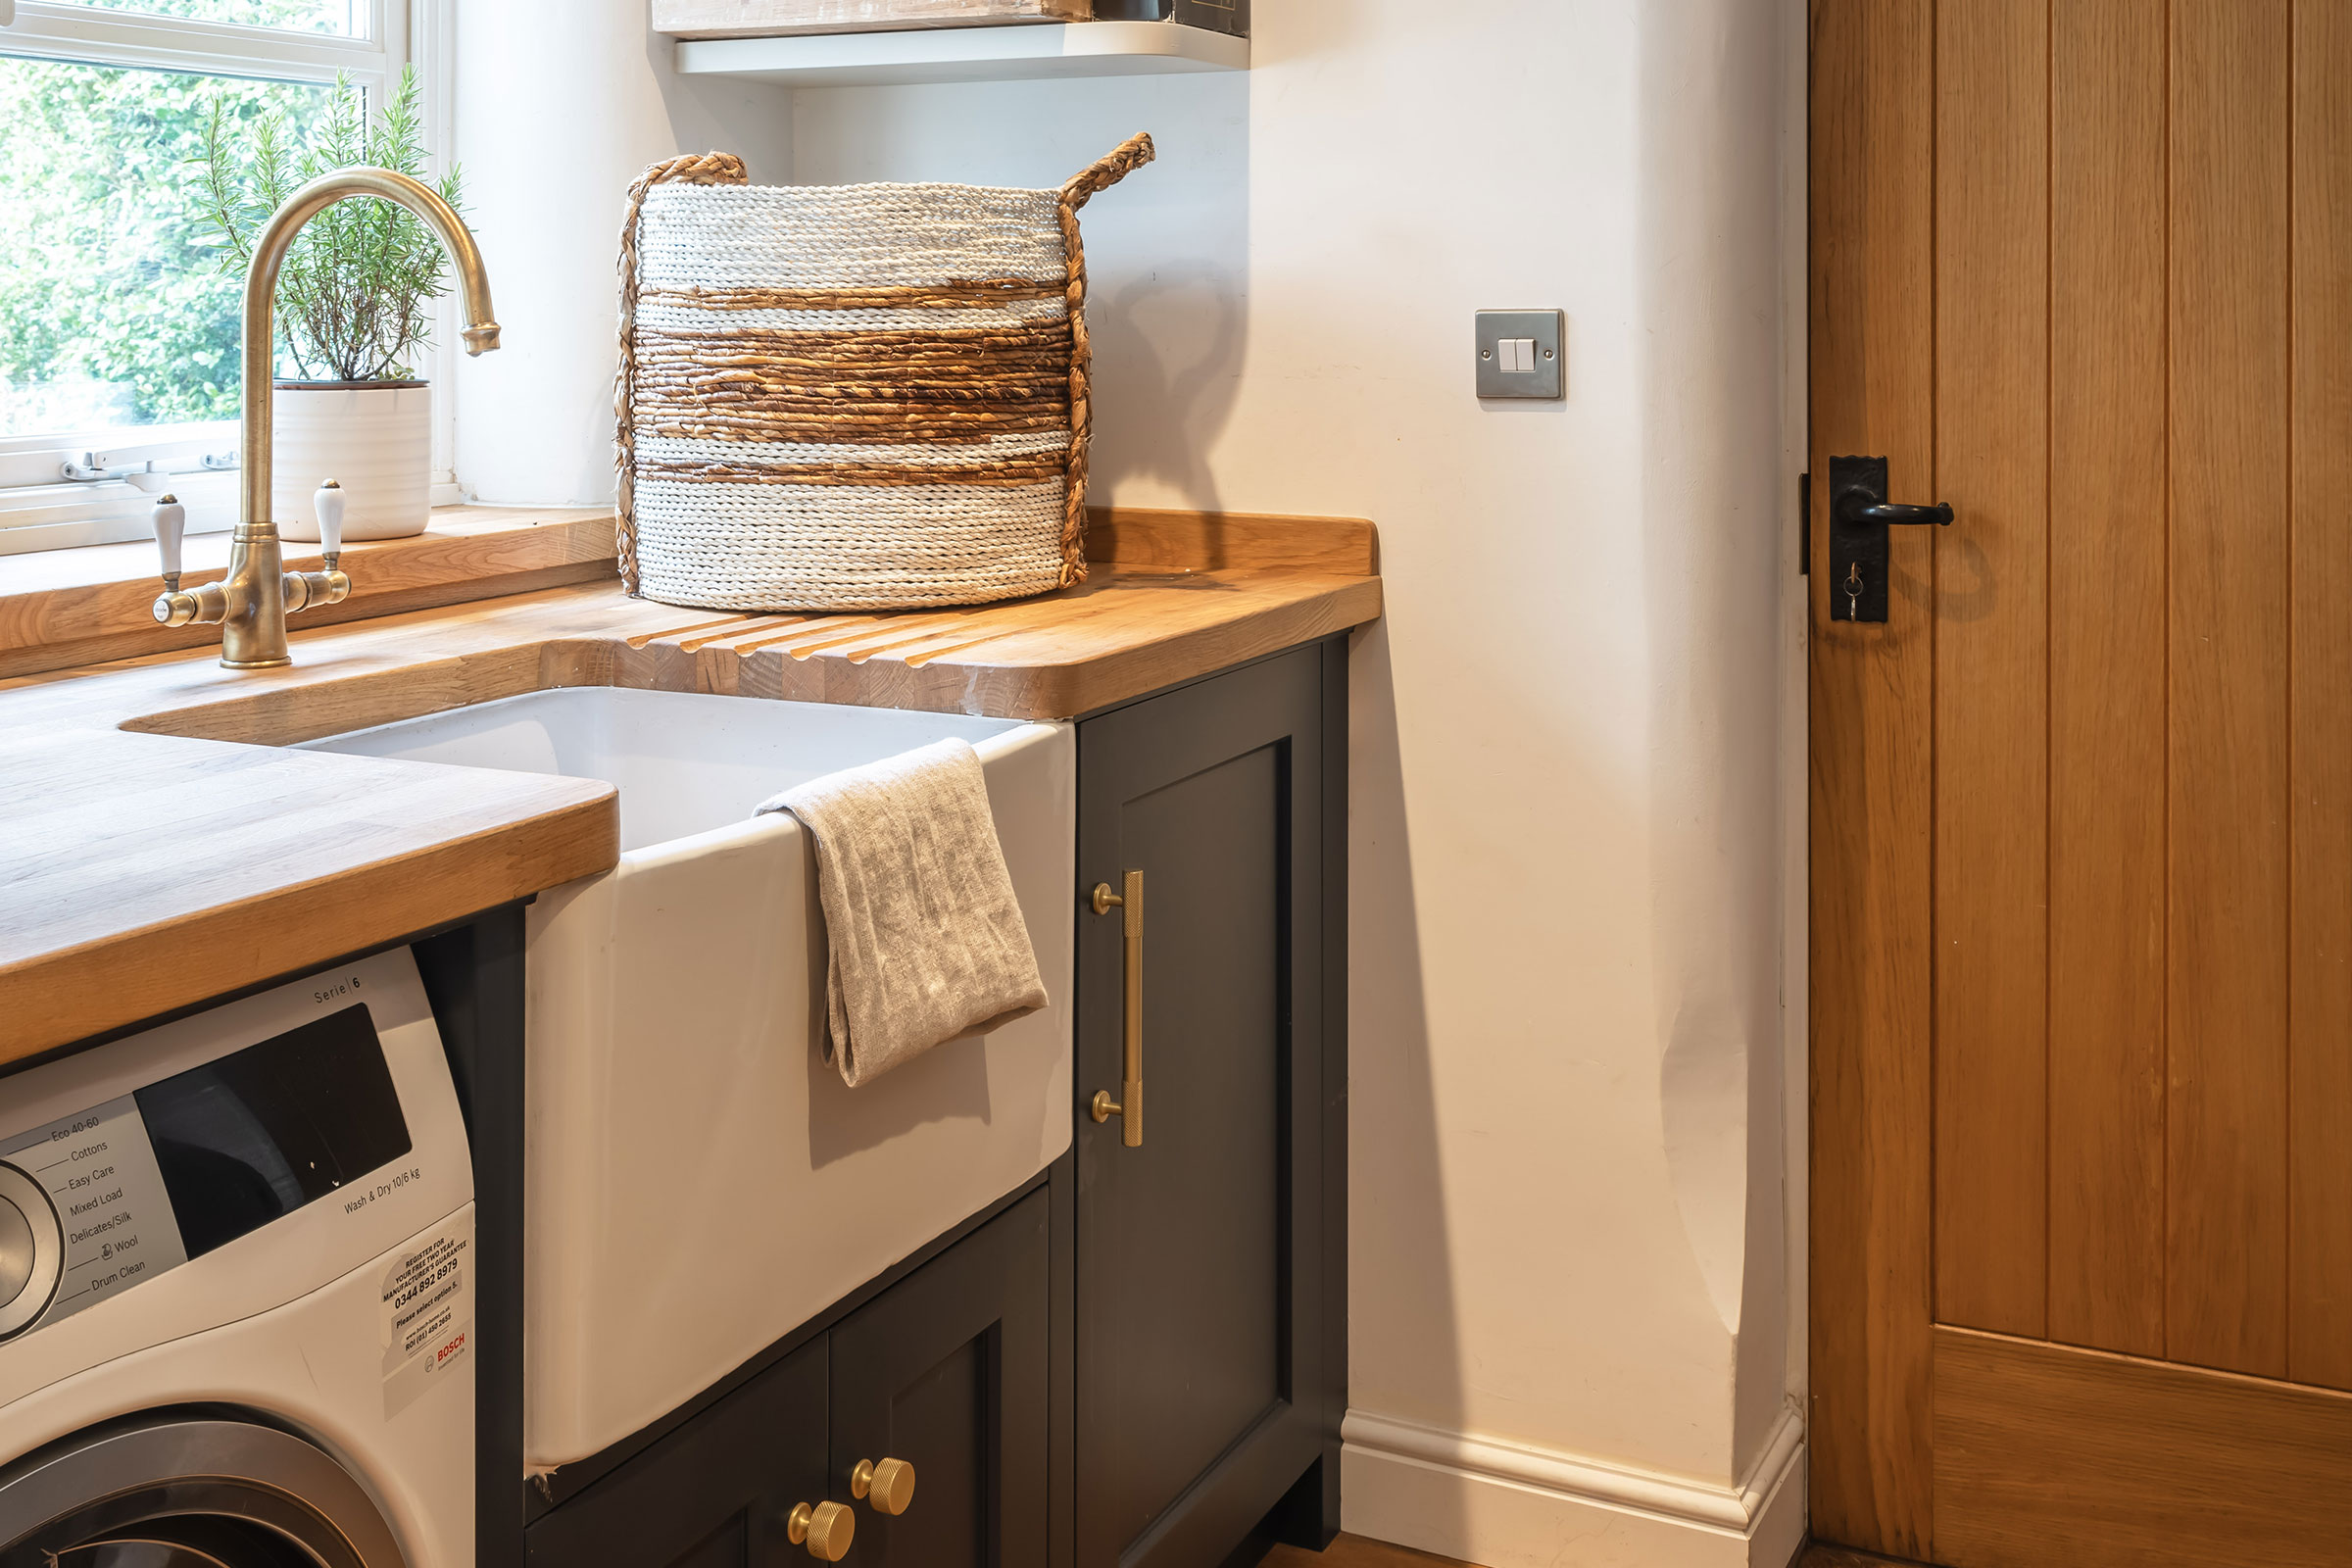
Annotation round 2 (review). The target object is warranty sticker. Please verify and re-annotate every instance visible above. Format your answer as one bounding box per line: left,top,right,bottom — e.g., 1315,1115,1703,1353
380,1210,472,1419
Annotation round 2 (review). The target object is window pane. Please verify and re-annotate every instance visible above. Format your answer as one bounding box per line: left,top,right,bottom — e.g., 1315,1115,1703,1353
0,58,339,438
59,0,361,37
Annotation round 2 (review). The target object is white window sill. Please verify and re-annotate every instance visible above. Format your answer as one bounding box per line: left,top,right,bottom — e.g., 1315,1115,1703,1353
0,467,468,559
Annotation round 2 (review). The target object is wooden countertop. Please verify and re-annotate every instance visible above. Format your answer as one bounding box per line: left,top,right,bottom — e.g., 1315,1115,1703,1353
0,507,1379,1061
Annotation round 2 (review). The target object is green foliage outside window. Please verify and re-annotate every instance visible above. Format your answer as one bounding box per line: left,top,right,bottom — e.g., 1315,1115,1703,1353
0,2,445,437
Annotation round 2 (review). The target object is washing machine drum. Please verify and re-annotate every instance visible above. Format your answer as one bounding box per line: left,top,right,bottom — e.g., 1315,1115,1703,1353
0,1416,408,1568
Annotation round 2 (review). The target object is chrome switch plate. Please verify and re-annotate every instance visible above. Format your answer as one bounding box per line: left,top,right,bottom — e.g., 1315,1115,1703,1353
1475,310,1564,399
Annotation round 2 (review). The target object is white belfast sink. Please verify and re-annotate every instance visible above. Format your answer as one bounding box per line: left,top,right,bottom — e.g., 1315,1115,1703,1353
304,686,1074,1469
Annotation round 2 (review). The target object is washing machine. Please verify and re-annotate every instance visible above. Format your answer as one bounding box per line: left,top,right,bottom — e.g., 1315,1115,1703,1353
0,947,475,1567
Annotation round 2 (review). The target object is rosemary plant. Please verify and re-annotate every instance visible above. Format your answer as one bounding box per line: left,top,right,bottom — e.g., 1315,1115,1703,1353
191,67,465,384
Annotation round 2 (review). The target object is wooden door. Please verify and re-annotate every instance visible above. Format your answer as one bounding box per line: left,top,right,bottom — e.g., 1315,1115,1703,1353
1073,644,1346,1568
523,1340,829,1567
828,1190,1052,1568
1809,4,2352,1566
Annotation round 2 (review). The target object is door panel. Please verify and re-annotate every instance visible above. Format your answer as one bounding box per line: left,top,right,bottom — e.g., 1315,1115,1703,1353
2288,0,2352,1395
2046,0,2168,1362
1075,648,1331,1568
668,1519,747,1568
1931,1328,2352,1568
828,1190,1051,1568
1931,0,2051,1343
1810,0,2352,1561
880,1341,985,1568
523,1340,827,1568
2165,0,2294,1383
1112,744,1285,1509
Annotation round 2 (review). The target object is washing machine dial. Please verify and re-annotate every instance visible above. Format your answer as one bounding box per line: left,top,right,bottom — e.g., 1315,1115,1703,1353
0,1160,63,1338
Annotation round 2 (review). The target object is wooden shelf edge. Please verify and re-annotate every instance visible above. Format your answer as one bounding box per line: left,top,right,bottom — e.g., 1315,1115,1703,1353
675,20,1247,86
657,0,1088,41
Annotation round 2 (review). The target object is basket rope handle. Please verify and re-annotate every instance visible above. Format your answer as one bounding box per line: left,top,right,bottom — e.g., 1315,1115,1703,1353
1054,132,1155,589
614,152,749,596
1060,131,1156,211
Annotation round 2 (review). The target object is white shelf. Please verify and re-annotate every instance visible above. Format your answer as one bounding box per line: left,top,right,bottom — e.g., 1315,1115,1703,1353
674,20,1248,88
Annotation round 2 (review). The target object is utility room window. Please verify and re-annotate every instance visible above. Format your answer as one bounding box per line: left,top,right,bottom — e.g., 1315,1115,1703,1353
0,0,439,558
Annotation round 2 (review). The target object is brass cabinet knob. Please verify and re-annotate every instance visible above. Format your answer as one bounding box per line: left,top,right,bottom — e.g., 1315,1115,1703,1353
786,1500,854,1561
851,1456,915,1515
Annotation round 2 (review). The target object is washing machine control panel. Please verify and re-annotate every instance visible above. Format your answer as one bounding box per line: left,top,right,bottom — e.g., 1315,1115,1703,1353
0,1098,181,1337
0,1000,413,1343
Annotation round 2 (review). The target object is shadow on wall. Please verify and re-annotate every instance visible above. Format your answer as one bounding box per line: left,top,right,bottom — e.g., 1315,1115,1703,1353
1343,610,1461,1539
1091,257,1240,516
787,72,1250,518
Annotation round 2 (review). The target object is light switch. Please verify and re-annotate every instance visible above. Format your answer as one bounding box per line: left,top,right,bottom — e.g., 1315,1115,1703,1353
1475,310,1564,399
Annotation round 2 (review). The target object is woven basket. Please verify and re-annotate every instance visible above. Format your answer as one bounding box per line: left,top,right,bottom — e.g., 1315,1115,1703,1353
613,134,1154,612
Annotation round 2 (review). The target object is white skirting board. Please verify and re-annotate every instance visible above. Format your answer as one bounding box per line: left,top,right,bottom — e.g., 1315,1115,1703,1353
1339,1404,1806,1568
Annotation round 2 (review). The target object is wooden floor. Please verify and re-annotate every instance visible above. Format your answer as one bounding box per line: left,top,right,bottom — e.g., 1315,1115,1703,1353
1796,1546,1919,1568
1263,1535,1477,1568
1266,1537,1897,1568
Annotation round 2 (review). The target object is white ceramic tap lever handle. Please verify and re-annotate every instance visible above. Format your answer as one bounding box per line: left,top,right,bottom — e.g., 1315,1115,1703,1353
314,479,345,564
151,493,186,589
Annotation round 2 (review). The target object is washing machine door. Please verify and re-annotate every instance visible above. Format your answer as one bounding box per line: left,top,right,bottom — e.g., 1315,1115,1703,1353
0,1417,407,1568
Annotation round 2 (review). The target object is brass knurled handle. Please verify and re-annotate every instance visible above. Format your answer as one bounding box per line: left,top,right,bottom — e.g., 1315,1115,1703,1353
786,1499,854,1561
1089,870,1144,1148
851,1455,915,1515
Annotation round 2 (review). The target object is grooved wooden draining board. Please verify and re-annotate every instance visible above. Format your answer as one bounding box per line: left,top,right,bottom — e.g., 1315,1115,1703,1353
0,508,1379,1060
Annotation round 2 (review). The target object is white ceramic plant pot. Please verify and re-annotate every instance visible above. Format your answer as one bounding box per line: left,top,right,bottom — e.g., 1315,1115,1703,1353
270,380,432,541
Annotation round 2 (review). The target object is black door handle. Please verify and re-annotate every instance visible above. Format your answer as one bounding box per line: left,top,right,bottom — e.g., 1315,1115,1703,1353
1826,455,1953,621
1838,497,1953,529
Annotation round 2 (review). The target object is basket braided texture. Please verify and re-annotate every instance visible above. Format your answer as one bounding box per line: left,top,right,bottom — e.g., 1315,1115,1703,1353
613,134,1154,612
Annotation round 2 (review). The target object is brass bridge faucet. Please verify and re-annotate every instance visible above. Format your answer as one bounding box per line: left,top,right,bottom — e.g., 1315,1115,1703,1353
153,168,500,668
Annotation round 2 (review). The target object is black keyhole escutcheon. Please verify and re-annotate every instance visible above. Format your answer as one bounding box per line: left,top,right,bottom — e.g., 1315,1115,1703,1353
1826,454,1954,623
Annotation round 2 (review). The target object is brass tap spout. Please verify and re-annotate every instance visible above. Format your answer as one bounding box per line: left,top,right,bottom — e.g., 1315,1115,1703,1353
154,168,501,668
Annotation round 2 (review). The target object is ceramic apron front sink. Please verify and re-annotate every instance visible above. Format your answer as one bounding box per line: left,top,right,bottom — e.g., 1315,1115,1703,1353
305,686,1074,1469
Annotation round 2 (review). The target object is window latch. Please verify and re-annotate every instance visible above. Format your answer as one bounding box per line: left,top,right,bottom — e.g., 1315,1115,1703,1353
61,450,238,484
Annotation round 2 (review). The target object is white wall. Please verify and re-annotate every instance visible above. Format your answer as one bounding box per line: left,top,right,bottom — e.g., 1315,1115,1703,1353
450,0,794,504
455,4,1801,1563
794,6,1800,1563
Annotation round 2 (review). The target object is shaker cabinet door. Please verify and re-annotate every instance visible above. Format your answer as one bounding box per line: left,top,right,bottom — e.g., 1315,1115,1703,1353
1074,641,1345,1568
524,1340,828,1568
828,1190,1053,1568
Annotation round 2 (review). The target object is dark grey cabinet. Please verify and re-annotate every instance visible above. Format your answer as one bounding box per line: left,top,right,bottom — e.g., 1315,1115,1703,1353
1073,640,1348,1568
